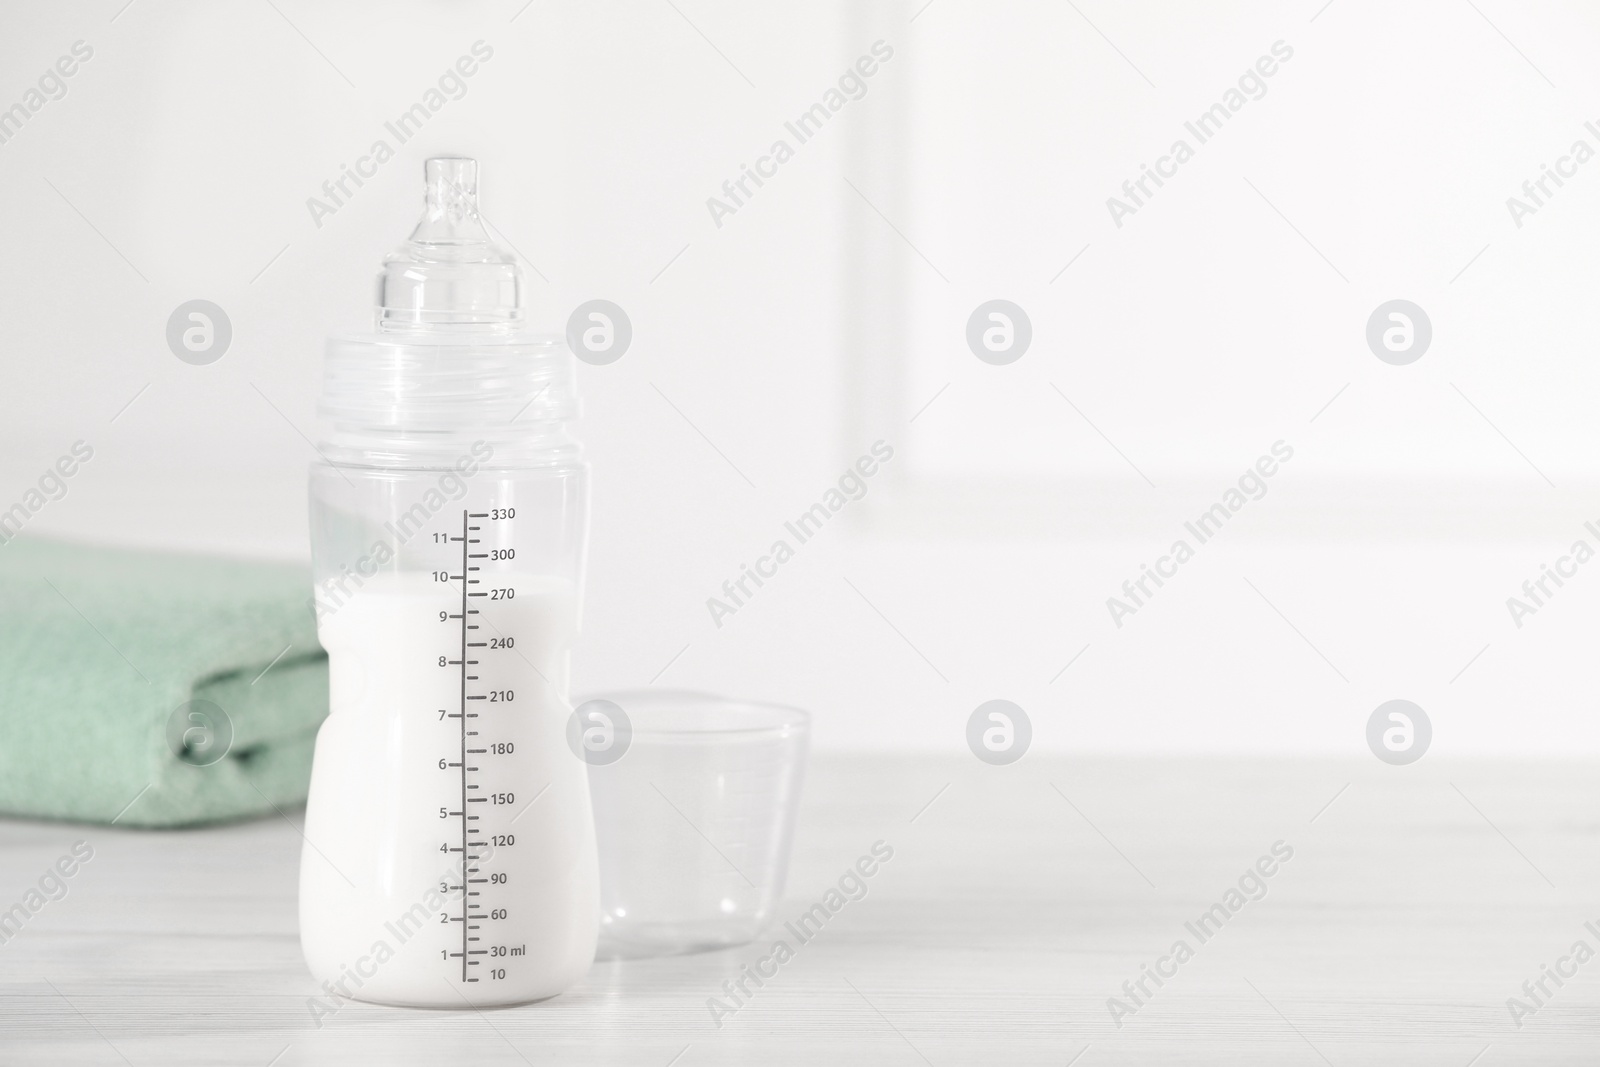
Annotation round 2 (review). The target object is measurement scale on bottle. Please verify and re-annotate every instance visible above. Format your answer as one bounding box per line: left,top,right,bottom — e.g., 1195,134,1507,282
440,508,525,985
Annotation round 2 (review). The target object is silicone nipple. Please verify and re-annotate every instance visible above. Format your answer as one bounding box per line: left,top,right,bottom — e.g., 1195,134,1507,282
376,157,524,330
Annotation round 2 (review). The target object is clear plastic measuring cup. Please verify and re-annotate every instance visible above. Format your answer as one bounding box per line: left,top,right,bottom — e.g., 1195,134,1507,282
580,690,810,959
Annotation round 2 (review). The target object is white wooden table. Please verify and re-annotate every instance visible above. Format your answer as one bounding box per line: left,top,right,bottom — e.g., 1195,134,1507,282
1,754,1596,1065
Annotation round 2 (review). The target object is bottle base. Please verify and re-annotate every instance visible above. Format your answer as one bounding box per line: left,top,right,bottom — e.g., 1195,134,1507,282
341,986,568,1011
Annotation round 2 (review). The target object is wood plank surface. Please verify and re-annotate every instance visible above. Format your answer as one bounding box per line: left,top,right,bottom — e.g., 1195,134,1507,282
1,754,1596,1065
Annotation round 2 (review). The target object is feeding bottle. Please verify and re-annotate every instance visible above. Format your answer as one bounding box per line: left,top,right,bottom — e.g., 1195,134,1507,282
299,157,597,1007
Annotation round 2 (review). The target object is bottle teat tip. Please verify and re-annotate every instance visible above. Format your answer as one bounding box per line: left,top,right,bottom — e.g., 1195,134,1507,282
417,158,481,237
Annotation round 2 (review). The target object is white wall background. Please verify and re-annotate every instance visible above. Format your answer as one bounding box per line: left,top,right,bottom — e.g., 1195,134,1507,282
2,0,1598,755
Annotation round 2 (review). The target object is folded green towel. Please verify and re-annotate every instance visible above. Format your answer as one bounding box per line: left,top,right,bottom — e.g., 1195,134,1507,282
0,539,327,827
